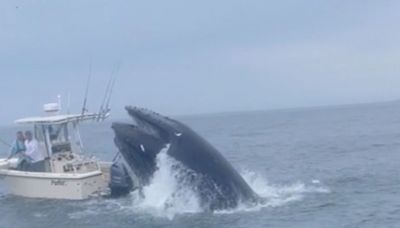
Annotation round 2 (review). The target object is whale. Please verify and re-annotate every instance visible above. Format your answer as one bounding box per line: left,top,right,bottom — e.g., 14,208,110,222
110,106,259,210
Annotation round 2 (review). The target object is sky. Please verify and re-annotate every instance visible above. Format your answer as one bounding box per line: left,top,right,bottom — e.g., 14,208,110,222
0,0,399,123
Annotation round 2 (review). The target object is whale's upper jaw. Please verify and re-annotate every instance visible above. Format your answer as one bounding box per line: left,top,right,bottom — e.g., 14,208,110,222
125,106,184,140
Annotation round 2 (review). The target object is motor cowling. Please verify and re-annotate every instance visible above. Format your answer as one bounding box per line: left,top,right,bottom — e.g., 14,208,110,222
109,162,134,197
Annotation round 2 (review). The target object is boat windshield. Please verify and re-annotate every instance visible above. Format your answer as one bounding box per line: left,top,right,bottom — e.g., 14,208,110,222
33,122,82,155
49,124,68,142
34,124,68,143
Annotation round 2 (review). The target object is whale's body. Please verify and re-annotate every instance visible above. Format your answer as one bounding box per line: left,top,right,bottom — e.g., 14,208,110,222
111,107,259,210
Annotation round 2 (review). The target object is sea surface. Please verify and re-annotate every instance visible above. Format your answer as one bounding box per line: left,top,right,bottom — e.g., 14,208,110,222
1,102,400,228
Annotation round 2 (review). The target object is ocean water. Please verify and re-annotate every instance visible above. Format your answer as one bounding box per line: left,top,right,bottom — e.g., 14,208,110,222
0,102,400,228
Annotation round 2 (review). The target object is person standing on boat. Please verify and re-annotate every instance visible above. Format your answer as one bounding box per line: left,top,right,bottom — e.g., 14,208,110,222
8,131,26,159
24,131,44,162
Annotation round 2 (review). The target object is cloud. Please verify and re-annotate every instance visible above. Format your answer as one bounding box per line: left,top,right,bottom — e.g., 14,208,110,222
0,0,400,123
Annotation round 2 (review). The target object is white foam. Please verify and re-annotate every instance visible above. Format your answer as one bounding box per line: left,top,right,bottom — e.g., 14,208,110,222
130,147,201,219
312,179,321,184
215,171,330,214
33,212,46,218
68,198,126,220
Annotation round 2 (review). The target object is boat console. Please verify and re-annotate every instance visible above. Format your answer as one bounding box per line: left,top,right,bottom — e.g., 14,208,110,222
51,152,99,174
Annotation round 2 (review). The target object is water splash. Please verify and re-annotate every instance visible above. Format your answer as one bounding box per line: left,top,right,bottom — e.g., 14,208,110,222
68,152,330,220
214,170,330,214
129,152,330,218
129,148,201,219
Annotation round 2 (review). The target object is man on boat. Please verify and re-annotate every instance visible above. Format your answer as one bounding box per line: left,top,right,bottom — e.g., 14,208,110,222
16,131,46,172
24,131,44,163
8,131,26,159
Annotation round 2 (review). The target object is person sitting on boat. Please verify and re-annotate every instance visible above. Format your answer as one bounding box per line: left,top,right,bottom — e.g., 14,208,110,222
8,131,26,159
24,131,44,163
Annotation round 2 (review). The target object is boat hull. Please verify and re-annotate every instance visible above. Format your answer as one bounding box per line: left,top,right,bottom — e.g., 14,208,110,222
0,169,109,200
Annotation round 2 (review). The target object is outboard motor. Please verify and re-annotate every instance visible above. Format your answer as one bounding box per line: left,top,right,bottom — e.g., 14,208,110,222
109,161,134,197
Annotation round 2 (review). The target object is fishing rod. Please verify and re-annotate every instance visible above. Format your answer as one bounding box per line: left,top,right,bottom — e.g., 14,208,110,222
0,138,11,147
81,63,92,116
104,63,119,112
97,62,119,121
1,139,19,160
97,67,115,119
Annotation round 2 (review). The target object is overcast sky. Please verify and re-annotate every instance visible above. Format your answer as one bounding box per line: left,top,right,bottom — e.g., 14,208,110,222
0,0,399,123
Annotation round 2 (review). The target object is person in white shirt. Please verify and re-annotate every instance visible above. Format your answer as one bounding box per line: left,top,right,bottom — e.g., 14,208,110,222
24,131,44,162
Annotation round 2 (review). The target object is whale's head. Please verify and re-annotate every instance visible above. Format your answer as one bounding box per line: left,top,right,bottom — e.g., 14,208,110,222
111,106,185,185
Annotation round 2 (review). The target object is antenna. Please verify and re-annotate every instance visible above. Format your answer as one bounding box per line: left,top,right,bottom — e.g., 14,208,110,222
81,63,92,116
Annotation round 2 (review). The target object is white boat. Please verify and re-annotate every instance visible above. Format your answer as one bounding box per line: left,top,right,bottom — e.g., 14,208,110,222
0,101,112,200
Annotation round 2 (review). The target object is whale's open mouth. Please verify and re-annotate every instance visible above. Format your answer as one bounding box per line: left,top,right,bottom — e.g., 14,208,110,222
111,106,260,211
111,107,174,186
111,106,194,187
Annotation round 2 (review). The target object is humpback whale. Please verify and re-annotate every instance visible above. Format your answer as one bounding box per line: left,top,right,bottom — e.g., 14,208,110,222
110,107,259,210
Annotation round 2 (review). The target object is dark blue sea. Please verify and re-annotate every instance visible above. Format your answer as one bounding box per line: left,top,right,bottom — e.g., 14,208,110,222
1,102,399,228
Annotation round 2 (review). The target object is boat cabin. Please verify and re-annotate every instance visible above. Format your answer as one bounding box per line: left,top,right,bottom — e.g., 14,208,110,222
12,103,100,173
16,114,85,160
